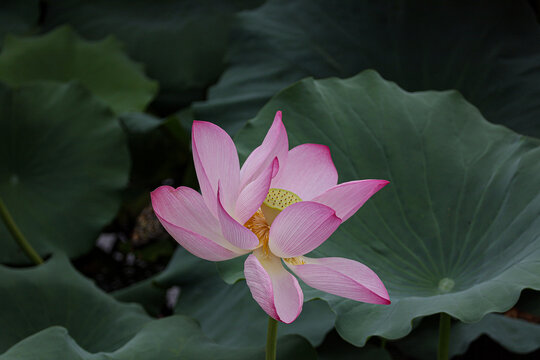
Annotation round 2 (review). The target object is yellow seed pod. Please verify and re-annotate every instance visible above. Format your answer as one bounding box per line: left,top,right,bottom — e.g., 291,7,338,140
261,188,302,225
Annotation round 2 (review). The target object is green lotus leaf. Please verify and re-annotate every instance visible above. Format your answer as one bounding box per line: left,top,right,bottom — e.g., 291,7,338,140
0,26,158,114
0,1,39,47
396,313,540,359
234,70,540,345
43,0,264,113
154,247,336,347
0,82,130,264
194,0,540,137
0,256,316,360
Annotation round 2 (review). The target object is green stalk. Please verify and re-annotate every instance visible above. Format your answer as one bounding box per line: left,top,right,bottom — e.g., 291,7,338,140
266,316,278,360
437,313,451,360
0,197,43,265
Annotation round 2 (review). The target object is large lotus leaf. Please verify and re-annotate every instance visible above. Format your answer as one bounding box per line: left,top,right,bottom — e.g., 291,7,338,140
0,1,39,46
0,256,316,360
153,247,336,347
0,26,158,114
233,71,540,345
0,82,129,264
396,313,540,359
194,0,540,137
43,0,264,113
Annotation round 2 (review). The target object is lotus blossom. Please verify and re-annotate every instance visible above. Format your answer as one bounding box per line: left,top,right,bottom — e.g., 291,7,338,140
151,111,390,323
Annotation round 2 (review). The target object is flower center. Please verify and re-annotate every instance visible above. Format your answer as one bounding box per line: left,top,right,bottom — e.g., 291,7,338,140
261,188,302,225
283,256,306,265
244,209,271,255
244,188,304,259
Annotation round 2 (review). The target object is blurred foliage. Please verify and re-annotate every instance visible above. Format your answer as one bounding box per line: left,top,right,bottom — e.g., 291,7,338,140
396,312,540,359
0,82,129,264
43,0,264,114
0,0,39,47
0,0,539,359
119,112,191,194
0,26,158,114
317,330,392,360
195,0,540,137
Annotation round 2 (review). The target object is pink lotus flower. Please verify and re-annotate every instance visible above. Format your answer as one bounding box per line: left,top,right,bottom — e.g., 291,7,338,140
151,111,390,323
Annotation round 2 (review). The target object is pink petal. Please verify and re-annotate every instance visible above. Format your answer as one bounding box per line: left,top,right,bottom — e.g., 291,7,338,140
216,183,260,250
244,250,303,323
287,257,390,304
312,180,389,222
236,157,279,225
156,218,243,261
271,144,338,200
192,121,240,216
240,111,288,190
268,201,341,258
151,186,244,261
151,186,221,240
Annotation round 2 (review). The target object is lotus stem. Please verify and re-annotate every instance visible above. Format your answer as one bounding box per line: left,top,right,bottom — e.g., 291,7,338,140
0,197,43,265
437,312,451,360
266,316,278,360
